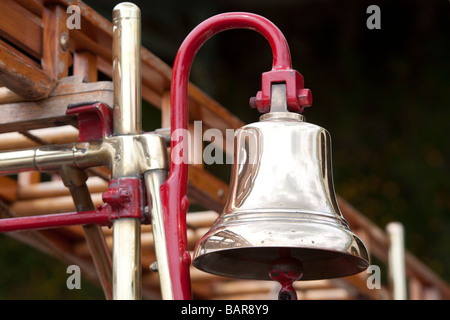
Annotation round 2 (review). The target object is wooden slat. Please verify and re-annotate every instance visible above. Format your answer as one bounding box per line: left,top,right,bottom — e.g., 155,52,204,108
42,4,70,79
0,126,78,151
0,87,25,104
9,192,103,216
404,251,450,299
0,176,18,202
59,0,243,131
14,0,44,17
0,41,55,100
17,176,107,200
188,165,228,213
0,0,43,59
73,51,98,82
0,76,112,134
338,196,450,299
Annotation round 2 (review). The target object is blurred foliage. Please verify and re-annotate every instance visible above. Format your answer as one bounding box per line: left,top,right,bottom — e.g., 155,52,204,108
0,0,448,299
0,235,103,299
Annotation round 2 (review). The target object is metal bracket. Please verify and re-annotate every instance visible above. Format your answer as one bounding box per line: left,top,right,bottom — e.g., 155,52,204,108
66,101,114,141
270,83,289,113
250,69,312,114
101,177,150,225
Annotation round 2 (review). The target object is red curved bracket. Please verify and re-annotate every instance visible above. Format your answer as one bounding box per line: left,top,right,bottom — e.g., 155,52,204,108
159,12,301,300
66,102,114,142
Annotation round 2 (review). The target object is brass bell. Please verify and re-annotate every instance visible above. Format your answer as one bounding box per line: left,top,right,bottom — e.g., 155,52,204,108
193,84,369,282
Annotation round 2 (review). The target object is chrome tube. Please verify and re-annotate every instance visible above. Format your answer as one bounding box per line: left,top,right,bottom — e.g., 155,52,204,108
0,142,106,175
0,149,36,174
113,217,141,299
112,2,142,136
387,222,407,300
60,166,113,300
144,170,173,299
112,2,143,300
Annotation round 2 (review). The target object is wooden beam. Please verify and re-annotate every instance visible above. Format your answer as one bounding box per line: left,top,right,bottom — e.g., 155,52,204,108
0,176,18,202
0,41,55,100
188,165,228,213
9,192,103,216
17,176,107,200
42,4,70,79
338,196,450,299
14,0,44,17
0,126,78,151
0,87,25,104
0,0,43,59
0,76,112,134
73,51,98,82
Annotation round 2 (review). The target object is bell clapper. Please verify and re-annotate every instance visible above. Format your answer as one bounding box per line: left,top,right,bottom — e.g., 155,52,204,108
269,249,303,300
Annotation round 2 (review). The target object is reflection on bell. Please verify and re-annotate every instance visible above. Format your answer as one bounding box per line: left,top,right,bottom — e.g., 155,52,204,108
193,84,369,281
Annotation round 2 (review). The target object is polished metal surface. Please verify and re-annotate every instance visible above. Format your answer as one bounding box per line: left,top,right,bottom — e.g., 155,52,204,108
269,83,289,113
0,134,167,178
0,148,36,174
112,2,143,300
193,86,369,280
104,134,168,178
113,217,141,299
112,2,142,136
0,142,105,175
144,169,173,299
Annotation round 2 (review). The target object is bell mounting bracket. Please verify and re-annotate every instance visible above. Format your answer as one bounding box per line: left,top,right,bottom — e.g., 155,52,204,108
251,69,312,114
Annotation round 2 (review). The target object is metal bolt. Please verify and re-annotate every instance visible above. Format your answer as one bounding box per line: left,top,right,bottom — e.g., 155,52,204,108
60,32,69,52
119,188,130,201
149,261,158,272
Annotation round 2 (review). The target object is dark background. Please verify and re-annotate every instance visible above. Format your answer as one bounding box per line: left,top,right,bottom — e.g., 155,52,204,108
0,0,448,299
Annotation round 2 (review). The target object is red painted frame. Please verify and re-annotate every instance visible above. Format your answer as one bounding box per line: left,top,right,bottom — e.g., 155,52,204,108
0,177,147,233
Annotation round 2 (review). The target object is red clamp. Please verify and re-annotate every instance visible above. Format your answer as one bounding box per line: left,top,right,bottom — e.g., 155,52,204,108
250,69,312,114
100,178,150,224
66,101,113,141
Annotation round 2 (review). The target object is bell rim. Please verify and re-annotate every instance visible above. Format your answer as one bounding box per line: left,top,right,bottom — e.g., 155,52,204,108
193,245,370,281
193,220,370,281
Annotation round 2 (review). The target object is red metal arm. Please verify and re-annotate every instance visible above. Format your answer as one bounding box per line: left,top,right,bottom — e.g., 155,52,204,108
159,12,305,300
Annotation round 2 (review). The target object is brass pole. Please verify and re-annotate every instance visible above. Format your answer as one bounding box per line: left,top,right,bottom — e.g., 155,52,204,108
0,142,106,175
112,2,142,136
111,2,142,300
144,170,173,299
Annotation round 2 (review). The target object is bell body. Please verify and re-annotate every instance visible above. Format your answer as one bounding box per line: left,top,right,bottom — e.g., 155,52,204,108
193,112,369,280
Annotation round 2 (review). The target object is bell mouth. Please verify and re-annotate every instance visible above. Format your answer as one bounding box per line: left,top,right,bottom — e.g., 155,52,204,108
193,218,370,281
193,246,369,281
